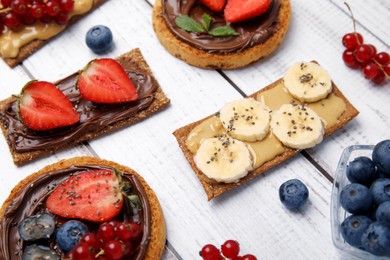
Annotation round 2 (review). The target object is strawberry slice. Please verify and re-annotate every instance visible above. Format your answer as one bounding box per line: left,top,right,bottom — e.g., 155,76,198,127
46,169,123,222
17,81,80,131
200,0,226,12
77,58,139,104
224,0,271,23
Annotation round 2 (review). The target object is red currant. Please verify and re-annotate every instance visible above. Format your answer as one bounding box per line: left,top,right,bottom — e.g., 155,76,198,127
80,232,102,252
372,70,386,84
384,62,390,77
44,0,60,17
356,44,375,63
368,44,377,57
11,0,27,15
362,62,379,79
72,243,95,260
241,254,257,260
40,13,52,23
59,0,74,13
104,240,124,260
342,32,363,50
116,222,133,241
221,240,240,258
3,12,21,31
122,240,134,256
108,219,121,228
200,244,220,260
1,0,12,7
375,52,390,65
342,49,359,68
129,222,142,241
98,222,116,243
30,2,44,19
54,11,68,25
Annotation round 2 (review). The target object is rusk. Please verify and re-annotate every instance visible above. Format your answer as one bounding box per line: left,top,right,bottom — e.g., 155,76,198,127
2,0,108,68
152,0,291,69
0,156,167,259
0,48,170,165
173,76,359,200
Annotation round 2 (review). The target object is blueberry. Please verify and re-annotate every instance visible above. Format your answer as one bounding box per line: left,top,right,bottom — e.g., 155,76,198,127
376,201,390,224
347,156,376,186
340,183,373,214
18,213,55,241
340,215,373,247
361,221,390,256
22,245,58,260
370,178,390,205
279,179,309,209
56,220,88,253
372,140,390,176
85,25,113,53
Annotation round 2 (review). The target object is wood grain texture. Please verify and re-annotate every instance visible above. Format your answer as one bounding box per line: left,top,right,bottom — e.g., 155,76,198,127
0,0,388,259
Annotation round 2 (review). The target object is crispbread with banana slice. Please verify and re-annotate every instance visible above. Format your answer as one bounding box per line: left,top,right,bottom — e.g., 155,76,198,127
173,62,359,200
1,0,107,68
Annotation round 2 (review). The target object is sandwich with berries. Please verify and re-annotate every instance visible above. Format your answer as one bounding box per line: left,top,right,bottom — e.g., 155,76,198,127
152,0,291,69
0,48,170,165
0,156,166,259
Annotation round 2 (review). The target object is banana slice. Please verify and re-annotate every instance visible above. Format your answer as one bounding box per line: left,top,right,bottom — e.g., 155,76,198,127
284,62,332,103
270,103,325,149
219,98,270,142
194,135,252,183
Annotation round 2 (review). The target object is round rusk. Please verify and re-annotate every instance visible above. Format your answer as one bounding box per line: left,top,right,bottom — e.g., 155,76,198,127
194,135,252,183
219,98,270,142
270,103,325,149
284,62,332,103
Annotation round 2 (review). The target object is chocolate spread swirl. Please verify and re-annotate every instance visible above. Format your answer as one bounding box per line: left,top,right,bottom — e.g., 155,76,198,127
162,0,281,53
0,165,151,260
0,60,157,153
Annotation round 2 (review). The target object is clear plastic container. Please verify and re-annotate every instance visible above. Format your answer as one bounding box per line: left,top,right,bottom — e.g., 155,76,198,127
330,145,390,259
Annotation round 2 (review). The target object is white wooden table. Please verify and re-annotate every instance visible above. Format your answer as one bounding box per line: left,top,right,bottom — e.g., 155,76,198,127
0,0,389,259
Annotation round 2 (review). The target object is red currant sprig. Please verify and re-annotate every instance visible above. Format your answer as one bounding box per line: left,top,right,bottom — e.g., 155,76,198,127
341,2,389,85
200,240,257,260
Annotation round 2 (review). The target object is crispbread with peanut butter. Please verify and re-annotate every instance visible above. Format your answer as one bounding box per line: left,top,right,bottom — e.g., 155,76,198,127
1,0,107,68
0,48,170,165
173,70,359,200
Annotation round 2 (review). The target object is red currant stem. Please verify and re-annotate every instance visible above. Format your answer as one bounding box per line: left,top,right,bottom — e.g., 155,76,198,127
0,7,11,14
344,2,361,44
95,249,105,258
372,59,390,79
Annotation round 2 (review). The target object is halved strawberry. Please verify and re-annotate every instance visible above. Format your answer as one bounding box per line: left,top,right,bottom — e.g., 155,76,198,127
77,58,139,104
200,0,226,12
17,81,80,131
46,169,123,222
224,0,271,23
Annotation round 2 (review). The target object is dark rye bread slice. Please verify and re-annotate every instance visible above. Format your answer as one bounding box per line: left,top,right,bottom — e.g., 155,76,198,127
0,156,167,259
173,76,359,200
0,48,170,165
2,0,108,68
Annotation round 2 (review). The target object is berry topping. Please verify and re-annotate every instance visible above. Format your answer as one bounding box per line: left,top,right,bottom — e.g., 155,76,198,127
200,0,226,12
104,240,124,260
98,222,116,243
18,213,55,241
85,25,113,53
224,0,271,23
72,243,94,260
46,169,124,222
17,80,80,131
56,220,88,253
278,179,309,209
77,58,139,104
22,245,58,260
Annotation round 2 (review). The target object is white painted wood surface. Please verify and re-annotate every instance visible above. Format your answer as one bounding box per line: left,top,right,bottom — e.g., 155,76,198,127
0,0,388,259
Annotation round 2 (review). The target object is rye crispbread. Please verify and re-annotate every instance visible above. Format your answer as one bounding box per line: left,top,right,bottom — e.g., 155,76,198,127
0,48,170,165
0,156,167,259
2,0,108,68
152,0,291,69
173,76,359,200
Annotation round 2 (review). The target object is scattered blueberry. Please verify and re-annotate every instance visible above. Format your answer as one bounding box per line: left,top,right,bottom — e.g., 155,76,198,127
361,221,390,256
56,220,88,253
373,140,390,176
340,215,373,247
340,183,373,214
18,213,55,241
346,156,376,186
22,245,58,260
376,201,390,224
370,178,390,205
279,179,309,209
85,25,113,53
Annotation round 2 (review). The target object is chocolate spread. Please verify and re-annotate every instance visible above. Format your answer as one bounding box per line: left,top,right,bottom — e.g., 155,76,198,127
162,0,281,53
0,59,157,153
0,165,151,260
